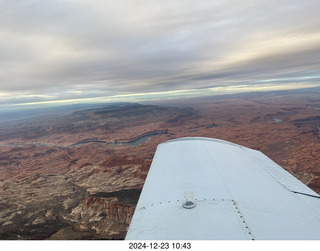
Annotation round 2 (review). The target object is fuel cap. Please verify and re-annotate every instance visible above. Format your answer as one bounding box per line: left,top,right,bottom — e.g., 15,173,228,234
182,200,196,209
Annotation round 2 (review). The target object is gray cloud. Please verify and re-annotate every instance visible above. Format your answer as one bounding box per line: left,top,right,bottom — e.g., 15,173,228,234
0,0,320,106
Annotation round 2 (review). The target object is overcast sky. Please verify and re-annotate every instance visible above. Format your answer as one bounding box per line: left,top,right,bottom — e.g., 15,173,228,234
1,0,320,108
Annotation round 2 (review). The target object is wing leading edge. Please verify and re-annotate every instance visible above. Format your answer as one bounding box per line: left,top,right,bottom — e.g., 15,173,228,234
125,137,320,240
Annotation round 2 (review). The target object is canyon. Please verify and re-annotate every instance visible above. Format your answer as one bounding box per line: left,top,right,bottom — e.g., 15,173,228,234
1,88,320,239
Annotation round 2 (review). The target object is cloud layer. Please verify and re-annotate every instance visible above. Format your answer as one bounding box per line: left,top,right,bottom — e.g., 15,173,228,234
1,0,320,107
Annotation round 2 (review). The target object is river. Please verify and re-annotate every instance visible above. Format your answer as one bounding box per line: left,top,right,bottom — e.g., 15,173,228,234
0,131,174,149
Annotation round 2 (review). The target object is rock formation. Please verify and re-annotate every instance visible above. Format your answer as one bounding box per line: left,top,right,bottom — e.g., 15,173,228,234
1,90,320,239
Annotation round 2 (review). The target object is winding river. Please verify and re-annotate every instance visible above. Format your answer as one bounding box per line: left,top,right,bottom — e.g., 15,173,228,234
0,131,174,149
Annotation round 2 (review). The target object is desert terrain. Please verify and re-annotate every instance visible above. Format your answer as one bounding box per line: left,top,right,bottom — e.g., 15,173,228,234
1,88,320,239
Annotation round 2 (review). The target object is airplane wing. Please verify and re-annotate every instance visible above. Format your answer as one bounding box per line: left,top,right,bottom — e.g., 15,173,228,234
125,137,320,240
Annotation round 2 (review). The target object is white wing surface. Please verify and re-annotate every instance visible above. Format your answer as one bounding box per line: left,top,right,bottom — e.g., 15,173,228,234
125,137,320,240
